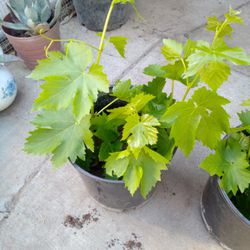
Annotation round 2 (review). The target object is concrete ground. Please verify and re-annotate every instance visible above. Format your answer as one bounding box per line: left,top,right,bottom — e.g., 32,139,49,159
0,0,250,249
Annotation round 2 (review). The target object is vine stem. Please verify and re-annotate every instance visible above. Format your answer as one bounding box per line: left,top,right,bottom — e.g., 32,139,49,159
97,98,119,115
212,19,228,46
181,74,199,101
96,0,116,65
39,32,99,51
171,80,175,97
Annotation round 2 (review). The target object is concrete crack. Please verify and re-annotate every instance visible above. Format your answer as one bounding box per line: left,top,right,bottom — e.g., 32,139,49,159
0,157,49,225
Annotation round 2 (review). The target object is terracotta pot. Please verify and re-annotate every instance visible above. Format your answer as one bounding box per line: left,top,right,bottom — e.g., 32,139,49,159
2,14,61,69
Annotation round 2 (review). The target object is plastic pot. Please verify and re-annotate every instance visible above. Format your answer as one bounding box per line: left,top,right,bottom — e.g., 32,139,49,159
72,0,131,31
71,161,156,210
2,14,61,70
201,176,250,250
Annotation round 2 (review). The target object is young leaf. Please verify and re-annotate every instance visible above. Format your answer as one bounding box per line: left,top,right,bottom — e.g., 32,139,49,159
105,146,168,197
161,39,183,63
29,42,109,121
109,36,128,58
200,138,250,195
200,61,231,91
108,93,155,120
183,39,197,59
206,7,243,38
139,147,168,198
24,109,94,168
162,87,230,155
122,113,160,149
225,7,243,24
105,150,130,178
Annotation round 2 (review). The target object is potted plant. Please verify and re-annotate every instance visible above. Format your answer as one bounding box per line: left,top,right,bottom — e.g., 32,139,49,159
24,2,250,212
200,107,250,250
0,47,20,111
0,0,62,69
72,0,135,31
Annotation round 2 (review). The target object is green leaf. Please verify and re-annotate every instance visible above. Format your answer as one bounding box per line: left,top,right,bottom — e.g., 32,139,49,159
105,150,130,177
99,141,123,161
30,42,109,121
238,110,250,133
214,41,250,65
162,61,186,85
185,39,250,85
139,147,167,198
206,16,220,32
142,77,165,97
122,113,160,149
200,61,230,90
238,110,250,126
184,39,197,59
206,16,233,37
185,49,216,78
225,7,243,24
162,87,230,155
105,146,168,197
200,138,250,195
155,128,175,161
142,77,174,119
144,62,188,85
161,39,183,63
108,93,155,120
112,79,132,102
123,160,143,195
143,64,167,78
92,113,121,141
24,108,94,168
241,98,250,106
206,8,243,38
109,36,128,58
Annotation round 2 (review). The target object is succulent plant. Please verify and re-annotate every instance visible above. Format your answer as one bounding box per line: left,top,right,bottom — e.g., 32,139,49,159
0,47,20,64
0,0,62,36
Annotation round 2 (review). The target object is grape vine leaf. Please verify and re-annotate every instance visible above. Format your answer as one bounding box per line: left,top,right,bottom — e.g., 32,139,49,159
24,108,94,168
91,113,123,161
238,110,250,133
142,77,174,119
144,64,167,78
161,39,183,63
185,40,250,90
161,87,230,155
29,42,109,122
122,113,160,149
109,36,128,58
112,79,131,102
105,146,168,197
108,93,155,120
200,61,231,91
206,7,243,38
200,137,250,195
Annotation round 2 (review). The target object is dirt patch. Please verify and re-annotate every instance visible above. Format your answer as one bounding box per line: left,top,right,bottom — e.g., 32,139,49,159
106,233,142,250
64,208,100,229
